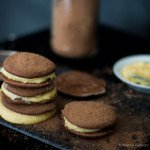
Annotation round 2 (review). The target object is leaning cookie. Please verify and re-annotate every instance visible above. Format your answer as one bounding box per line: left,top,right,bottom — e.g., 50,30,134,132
1,52,56,88
56,71,106,98
61,101,117,138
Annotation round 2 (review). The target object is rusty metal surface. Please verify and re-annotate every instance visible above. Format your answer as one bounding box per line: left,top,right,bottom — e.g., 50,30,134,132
0,27,150,149
0,66,150,150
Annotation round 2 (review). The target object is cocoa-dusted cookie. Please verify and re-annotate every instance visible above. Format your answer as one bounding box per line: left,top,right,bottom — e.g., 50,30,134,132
1,52,56,87
3,82,54,97
56,71,106,97
62,101,117,137
1,75,53,88
3,52,55,78
1,91,57,105
2,93,56,115
66,125,113,138
0,96,56,125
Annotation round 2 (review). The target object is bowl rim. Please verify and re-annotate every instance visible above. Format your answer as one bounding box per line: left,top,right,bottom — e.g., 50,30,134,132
0,50,17,56
113,54,150,90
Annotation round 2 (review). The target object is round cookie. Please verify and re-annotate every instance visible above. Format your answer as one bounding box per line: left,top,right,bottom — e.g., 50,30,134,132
1,52,56,87
1,75,54,88
65,125,113,138
4,82,54,97
2,93,56,115
62,101,117,137
1,83,57,103
1,91,56,105
1,92,57,105
56,71,106,98
0,98,56,125
3,52,55,78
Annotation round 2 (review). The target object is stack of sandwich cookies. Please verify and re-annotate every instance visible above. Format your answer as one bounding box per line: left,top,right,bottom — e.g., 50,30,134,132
0,52,57,124
62,101,117,138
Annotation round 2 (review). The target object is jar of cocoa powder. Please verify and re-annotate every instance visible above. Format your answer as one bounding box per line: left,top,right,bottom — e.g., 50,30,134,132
51,0,99,58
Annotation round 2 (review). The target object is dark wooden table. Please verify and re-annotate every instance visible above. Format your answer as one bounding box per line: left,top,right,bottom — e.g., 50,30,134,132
0,25,150,150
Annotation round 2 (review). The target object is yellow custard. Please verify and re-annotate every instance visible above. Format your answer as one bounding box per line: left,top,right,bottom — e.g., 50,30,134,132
122,61,150,86
1,67,56,84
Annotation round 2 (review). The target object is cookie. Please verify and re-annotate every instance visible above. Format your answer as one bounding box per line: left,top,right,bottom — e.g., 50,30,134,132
62,101,117,137
3,52,55,78
1,93,56,115
0,97,56,125
1,75,54,88
1,52,56,86
3,82,54,97
65,125,113,138
56,71,106,97
1,83,57,103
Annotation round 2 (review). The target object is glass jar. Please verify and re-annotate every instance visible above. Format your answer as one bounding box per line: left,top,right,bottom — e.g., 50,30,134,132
51,0,99,58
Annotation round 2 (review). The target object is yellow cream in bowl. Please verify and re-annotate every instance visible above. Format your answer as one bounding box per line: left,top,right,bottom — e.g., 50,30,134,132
122,61,150,86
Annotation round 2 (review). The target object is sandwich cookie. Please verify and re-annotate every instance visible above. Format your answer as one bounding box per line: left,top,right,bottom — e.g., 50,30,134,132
1,93,56,115
3,82,55,97
1,52,56,87
62,101,117,137
56,71,106,98
1,83,57,103
0,95,56,125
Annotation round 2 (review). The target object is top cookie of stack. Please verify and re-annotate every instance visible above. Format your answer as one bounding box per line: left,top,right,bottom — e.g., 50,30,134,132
0,52,57,124
1,52,56,87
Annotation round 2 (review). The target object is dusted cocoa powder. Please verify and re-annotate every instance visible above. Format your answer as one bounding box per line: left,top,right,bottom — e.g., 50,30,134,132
0,70,149,150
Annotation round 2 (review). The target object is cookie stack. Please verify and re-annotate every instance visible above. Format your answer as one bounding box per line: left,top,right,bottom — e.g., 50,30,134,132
0,52,57,124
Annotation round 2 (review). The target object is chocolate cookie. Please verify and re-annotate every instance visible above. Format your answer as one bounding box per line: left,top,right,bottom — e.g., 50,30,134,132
56,71,106,97
62,101,117,137
1,75,54,88
65,125,113,138
2,93,56,115
3,82,54,97
1,52,56,87
1,91,56,105
3,52,55,78
0,97,56,125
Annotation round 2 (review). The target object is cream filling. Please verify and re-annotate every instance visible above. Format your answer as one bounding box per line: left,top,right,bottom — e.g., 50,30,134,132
1,67,56,83
121,61,150,86
64,117,100,133
1,83,57,103
0,96,56,124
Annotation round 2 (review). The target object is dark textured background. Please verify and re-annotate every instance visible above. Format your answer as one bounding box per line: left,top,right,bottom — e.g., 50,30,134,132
1,0,150,41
